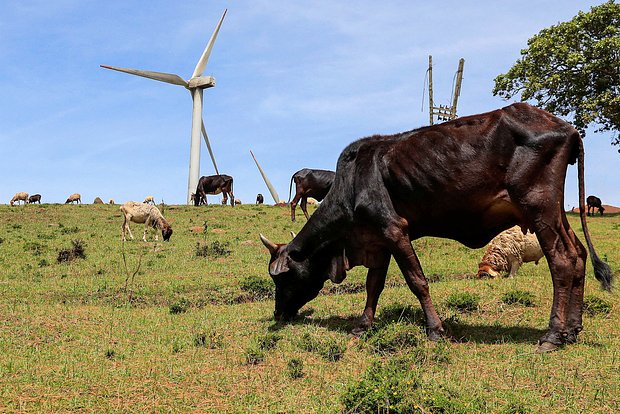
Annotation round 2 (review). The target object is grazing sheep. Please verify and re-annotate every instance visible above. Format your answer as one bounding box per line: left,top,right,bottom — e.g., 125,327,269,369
27,194,41,204
93,197,104,204
120,201,173,242
65,193,81,204
143,195,155,204
10,192,29,206
256,193,264,204
477,225,544,278
234,198,242,205
109,199,115,205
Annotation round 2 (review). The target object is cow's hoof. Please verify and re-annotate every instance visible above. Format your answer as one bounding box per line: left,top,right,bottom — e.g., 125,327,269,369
427,328,445,342
536,341,559,353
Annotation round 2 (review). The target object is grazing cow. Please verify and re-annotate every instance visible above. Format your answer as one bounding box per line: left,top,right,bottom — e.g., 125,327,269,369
143,195,155,205
288,168,335,221
586,195,605,216
256,193,264,205
93,197,104,204
65,193,81,204
120,201,173,242
10,192,28,206
261,103,612,353
28,194,42,204
477,226,544,279
194,174,234,207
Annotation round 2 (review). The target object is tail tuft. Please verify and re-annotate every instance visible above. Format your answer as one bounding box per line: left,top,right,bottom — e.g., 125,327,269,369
592,254,613,291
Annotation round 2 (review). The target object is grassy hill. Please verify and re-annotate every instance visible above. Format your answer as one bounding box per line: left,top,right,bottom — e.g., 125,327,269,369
0,204,618,413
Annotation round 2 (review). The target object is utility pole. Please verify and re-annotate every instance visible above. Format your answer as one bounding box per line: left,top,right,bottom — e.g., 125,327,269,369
428,55,465,125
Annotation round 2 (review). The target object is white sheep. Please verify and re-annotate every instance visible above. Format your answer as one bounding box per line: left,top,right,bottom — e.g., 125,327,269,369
65,193,81,204
143,195,155,204
120,201,173,242
10,192,28,206
477,225,544,278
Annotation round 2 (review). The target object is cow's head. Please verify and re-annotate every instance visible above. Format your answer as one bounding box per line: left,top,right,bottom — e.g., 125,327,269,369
162,225,173,241
599,206,605,215
260,234,348,321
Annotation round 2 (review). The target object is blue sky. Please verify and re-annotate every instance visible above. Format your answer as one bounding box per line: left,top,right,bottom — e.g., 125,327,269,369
1,0,618,207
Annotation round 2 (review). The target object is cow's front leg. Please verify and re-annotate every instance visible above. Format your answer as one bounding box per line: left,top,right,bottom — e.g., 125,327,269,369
387,227,444,341
352,265,388,336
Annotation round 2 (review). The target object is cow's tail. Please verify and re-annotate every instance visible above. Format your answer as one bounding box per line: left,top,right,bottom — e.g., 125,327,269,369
577,136,613,291
288,175,294,203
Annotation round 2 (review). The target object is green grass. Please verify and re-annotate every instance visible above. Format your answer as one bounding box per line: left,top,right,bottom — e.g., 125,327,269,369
0,204,619,412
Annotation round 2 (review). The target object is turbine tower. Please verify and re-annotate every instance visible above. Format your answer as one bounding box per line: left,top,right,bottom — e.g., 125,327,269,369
101,9,227,204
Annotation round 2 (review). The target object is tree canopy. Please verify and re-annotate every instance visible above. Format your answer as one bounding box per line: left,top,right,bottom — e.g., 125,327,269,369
493,1,620,149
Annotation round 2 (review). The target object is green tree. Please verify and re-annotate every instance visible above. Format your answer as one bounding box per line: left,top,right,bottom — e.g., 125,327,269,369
493,1,620,150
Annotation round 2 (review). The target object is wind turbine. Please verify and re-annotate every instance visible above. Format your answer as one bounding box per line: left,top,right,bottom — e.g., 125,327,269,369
101,9,227,204
250,150,280,204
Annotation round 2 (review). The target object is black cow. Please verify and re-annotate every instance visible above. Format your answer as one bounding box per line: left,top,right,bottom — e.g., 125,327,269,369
288,168,335,221
261,103,612,353
586,195,605,216
256,193,264,205
194,174,234,207
28,194,41,204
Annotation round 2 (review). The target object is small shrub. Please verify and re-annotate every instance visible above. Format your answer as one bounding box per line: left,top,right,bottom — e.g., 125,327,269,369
57,239,86,263
195,241,232,258
38,259,49,268
244,347,265,365
365,323,422,355
169,297,190,314
60,225,80,235
287,358,304,379
583,295,612,316
105,349,116,359
24,241,46,256
446,292,480,312
298,332,346,362
502,290,535,307
256,332,282,351
193,330,224,349
341,356,419,413
240,275,274,300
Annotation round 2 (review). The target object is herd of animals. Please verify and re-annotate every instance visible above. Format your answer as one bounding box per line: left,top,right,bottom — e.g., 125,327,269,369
6,103,616,353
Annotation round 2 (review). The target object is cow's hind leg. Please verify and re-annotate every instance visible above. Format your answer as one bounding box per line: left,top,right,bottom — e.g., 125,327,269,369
300,197,310,220
533,214,586,352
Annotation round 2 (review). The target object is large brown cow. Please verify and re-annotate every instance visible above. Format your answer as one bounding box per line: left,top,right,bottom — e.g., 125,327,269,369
261,103,612,353
586,195,605,216
288,168,335,221
194,174,234,206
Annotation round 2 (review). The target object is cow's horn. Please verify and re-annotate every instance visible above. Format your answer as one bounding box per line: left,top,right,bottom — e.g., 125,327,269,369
260,234,278,255
290,231,296,239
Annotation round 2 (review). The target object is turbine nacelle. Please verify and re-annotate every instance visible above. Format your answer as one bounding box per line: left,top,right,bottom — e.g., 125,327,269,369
188,76,216,89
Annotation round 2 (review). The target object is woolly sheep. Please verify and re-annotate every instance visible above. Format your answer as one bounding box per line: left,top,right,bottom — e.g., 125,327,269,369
477,225,544,278
120,201,173,242
10,192,28,206
65,193,81,204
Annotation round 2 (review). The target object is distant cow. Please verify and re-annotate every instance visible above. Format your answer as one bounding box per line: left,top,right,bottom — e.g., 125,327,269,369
65,193,81,204
256,193,264,205
194,174,234,207
586,195,605,216
261,103,612,353
28,194,41,204
288,168,335,221
10,192,28,206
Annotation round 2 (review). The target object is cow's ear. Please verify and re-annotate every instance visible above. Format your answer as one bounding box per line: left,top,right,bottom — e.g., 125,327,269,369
327,250,349,284
269,255,290,276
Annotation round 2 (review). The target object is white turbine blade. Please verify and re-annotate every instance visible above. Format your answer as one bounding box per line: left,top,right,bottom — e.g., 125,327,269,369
201,121,220,175
100,65,188,87
250,150,280,203
192,9,227,78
